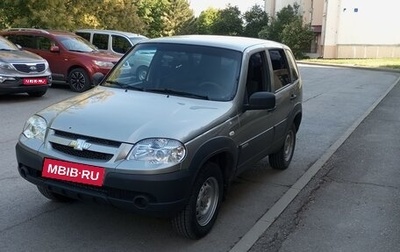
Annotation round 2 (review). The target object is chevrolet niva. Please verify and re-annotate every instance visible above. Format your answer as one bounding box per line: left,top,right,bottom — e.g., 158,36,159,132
16,35,302,239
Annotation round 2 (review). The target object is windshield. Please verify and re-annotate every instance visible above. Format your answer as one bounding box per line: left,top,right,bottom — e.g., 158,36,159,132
0,36,18,50
58,35,97,52
103,43,241,101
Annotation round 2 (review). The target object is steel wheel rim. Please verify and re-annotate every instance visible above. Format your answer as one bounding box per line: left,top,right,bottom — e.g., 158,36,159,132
138,69,147,81
71,72,86,90
196,177,219,227
283,130,294,162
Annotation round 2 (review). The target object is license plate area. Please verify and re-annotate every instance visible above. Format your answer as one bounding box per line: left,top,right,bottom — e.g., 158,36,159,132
23,78,47,85
42,158,105,187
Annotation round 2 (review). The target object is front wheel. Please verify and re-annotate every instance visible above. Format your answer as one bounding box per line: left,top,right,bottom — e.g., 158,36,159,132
269,123,296,170
171,162,223,239
68,68,91,92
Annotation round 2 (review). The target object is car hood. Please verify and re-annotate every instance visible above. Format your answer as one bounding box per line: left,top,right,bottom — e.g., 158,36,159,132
39,87,234,143
0,49,46,63
89,50,121,62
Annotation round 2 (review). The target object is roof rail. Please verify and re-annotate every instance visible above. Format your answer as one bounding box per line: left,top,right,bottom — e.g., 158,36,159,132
6,28,50,34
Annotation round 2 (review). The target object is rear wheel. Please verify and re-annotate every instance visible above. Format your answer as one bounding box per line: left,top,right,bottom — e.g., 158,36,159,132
68,68,91,92
269,123,296,170
37,185,73,202
136,66,148,81
171,162,223,239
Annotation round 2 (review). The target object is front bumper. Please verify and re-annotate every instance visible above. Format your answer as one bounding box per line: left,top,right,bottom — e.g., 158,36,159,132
16,142,193,217
0,76,52,95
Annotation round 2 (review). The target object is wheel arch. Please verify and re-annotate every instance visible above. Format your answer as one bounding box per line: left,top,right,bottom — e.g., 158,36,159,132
187,136,238,192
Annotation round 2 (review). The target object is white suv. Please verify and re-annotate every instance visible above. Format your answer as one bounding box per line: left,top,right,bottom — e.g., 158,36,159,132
76,29,148,55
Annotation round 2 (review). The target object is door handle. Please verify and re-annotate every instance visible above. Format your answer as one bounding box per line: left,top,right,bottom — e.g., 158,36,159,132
290,94,297,100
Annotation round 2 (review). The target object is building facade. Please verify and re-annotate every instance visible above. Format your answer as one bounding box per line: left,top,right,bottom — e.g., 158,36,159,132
265,0,400,58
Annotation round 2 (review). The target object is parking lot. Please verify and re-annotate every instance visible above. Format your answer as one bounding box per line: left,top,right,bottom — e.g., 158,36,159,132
1,65,399,251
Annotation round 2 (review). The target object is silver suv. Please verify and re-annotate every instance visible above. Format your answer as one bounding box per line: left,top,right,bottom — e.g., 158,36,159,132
0,35,51,96
16,35,302,239
75,29,148,55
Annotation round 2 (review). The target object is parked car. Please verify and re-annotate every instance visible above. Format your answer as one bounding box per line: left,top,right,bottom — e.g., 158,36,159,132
75,29,148,55
0,35,51,97
15,35,302,239
0,28,120,92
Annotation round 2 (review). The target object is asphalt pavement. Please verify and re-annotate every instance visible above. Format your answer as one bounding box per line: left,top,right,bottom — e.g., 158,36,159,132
244,71,400,251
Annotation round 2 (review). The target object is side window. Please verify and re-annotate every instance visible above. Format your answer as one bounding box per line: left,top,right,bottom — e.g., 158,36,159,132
285,49,299,81
37,36,52,50
112,35,131,54
246,51,269,100
76,32,91,42
6,35,35,49
92,33,109,50
269,49,291,91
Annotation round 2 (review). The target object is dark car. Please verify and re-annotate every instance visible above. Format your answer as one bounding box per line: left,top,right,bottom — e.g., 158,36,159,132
16,35,302,239
0,35,51,97
1,28,120,92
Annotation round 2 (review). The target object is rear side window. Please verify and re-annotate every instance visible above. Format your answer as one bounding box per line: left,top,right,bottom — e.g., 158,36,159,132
37,36,52,50
76,32,91,42
285,49,299,81
92,33,109,50
269,49,291,91
5,35,35,49
112,35,131,54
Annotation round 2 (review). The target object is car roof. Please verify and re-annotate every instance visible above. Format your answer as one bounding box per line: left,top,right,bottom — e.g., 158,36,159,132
1,28,78,37
142,35,287,52
76,29,146,38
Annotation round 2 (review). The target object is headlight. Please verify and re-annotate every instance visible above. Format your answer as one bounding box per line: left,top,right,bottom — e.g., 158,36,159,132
129,138,186,164
93,60,114,68
23,115,47,141
0,62,14,70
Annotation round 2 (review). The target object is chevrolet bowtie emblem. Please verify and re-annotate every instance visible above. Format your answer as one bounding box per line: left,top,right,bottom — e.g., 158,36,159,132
69,139,91,151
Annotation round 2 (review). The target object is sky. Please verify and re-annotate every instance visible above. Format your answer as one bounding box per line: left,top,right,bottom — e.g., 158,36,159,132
189,0,265,16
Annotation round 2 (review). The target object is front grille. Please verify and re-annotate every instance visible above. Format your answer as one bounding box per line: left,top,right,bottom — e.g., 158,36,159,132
52,142,113,161
54,130,121,147
13,63,46,73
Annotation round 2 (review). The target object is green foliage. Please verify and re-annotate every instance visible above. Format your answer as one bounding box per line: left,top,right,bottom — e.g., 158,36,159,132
196,8,220,34
242,4,268,38
259,3,314,59
281,19,314,59
211,5,243,36
136,0,194,37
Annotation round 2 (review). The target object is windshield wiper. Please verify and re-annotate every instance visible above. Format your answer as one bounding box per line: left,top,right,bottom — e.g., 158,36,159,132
145,88,209,100
104,80,144,91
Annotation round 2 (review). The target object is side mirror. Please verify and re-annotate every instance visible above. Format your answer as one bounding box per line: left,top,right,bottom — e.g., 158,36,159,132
92,72,105,86
50,45,60,52
244,92,276,111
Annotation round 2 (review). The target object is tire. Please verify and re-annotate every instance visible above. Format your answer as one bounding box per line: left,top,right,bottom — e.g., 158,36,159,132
27,90,46,97
269,123,296,170
171,162,223,239
68,68,91,92
37,185,73,202
136,66,148,81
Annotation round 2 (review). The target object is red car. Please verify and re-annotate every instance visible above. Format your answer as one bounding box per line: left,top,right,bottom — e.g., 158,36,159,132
1,28,120,92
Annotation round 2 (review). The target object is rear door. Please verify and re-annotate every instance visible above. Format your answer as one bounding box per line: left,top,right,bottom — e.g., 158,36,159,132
268,48,300,144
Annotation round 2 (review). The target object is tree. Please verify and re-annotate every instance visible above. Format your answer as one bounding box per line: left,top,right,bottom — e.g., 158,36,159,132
163,0,194,36
281,18,314,59
211,5,243,36
196,8,220,34
243,4,269,38
136,0,194,37
259,3,313,59
0,0,146,33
